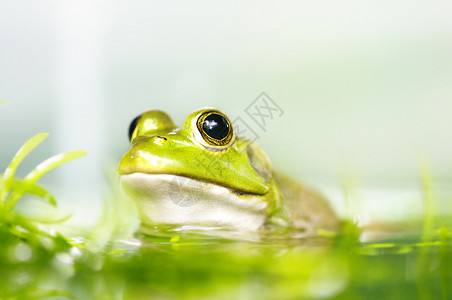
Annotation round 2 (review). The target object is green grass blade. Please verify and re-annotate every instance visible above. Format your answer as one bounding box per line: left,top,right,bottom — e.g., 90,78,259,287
19,213,72,224
9,214,54,238
417,162,437,300
419,164,434,242
7,178,57,206
5,150,87,210
3,133,49,180
0,133,49,203
24,150,88,183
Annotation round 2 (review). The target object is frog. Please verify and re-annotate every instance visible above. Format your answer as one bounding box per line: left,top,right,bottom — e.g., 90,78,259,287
118,108,340,235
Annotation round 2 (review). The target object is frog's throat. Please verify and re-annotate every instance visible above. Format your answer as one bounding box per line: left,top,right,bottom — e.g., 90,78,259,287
120,173,268,231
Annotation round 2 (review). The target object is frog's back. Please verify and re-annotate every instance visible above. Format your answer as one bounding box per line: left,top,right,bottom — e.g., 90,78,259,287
273,172,340,235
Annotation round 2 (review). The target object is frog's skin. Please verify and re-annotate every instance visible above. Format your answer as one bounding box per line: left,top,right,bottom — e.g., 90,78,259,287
118,108,340,235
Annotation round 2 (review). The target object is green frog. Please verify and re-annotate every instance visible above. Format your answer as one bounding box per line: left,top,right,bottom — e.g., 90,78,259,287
118,108,340,235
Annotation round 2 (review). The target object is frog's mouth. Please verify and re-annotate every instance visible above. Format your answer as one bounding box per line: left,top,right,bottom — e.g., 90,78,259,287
120,173,268,231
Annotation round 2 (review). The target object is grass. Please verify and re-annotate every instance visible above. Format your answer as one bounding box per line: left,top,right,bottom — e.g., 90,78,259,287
0,133,86,299
0,132,451,299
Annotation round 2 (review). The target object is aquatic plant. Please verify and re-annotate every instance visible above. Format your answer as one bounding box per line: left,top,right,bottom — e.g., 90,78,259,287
0,133,86,240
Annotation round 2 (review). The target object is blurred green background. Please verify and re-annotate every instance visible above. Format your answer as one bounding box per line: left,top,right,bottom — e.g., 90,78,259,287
1,1,452,227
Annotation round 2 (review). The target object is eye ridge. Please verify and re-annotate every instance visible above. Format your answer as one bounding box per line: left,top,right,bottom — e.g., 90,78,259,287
197,111,233,146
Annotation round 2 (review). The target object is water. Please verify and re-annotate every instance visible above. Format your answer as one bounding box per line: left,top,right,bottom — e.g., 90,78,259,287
1,217,450,300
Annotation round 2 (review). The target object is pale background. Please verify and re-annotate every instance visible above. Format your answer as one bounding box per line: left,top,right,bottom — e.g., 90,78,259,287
1,1,451,227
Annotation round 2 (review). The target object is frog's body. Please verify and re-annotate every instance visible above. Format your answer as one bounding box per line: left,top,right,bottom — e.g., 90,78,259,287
118,108,339,235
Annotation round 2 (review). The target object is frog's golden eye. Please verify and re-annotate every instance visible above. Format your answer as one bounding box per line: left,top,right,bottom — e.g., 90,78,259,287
196,111,233,146
128,114,141,142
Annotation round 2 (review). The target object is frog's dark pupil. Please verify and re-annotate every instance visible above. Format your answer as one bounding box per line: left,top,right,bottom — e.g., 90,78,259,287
128,115,141,141
202,114,229,140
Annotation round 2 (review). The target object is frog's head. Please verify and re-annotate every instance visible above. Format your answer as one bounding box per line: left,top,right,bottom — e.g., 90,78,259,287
118,108,279,231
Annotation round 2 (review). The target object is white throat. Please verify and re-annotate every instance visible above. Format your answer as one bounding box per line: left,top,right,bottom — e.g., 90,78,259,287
120,173,268,232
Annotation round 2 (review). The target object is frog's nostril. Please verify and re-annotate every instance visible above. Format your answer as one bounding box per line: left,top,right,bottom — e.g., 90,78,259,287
150,135,168,145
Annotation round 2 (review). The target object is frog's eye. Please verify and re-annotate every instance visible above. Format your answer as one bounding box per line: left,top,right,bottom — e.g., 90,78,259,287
128,110,177,142
196,111,233,147
128,114,141,142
